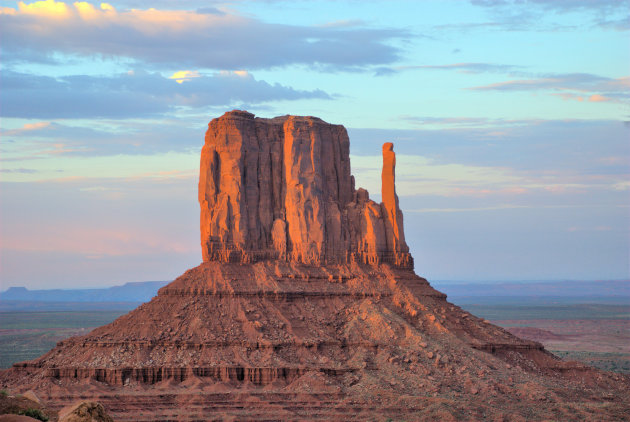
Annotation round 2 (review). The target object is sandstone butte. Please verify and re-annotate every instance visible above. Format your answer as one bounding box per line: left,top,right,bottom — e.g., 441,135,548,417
1,110,628,421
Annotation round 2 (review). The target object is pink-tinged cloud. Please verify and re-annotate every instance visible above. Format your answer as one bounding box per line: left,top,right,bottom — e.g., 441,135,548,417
551,92,618,103
469,73,628,97
471,77,561,90
469,74,628,104
552,93,584,102
589,94,610,102
1,121,52,135
551,92,619,103
0,1,405,70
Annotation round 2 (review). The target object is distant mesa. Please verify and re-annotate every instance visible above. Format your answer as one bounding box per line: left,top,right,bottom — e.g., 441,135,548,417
199,110,412,267
0,282,170,303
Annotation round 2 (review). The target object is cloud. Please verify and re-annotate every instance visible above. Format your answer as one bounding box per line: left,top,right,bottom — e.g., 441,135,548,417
458,0,630,32
195,6,224,16
169,70,201,84
0,120,204,158
0,1,406,70
588,94,613,102
0,69,331,119
345,119,629,233
468,73,629,103
552,93,586,102
399,116,532,128
351,153,521,195
1,121,53,135
348,120,630,184
596,16,630,31
318,19,365,28
471,0,628,13
375,62,523,76
552,93,616,103
409,62,522,73
469,73,619,90
0,168,39,174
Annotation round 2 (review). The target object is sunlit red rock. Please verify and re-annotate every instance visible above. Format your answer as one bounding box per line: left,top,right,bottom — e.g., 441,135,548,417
1,111,628,421
199,111,412,267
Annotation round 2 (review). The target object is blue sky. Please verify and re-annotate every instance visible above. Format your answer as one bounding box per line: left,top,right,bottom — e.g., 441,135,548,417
1,0,628,288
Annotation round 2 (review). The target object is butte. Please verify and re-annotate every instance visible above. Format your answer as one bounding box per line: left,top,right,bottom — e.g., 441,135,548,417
1,110,628,421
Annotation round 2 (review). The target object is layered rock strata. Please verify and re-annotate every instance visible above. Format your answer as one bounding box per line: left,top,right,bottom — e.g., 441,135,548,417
1,111,628,421
199,111,412,267
5,260,627,421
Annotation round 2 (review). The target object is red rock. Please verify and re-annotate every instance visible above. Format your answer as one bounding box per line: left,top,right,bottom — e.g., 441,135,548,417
381,142,408,257
59,401,113,422
199,111,412,267
0,416,40,422
1,111,628,421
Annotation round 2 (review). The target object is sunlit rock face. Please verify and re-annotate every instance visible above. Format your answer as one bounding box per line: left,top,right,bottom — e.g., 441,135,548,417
3,110,629,422
199,110,412,267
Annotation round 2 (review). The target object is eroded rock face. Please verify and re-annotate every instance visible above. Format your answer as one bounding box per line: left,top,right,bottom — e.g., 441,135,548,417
199,110,412,267
59,401,114,422
2,110,629,421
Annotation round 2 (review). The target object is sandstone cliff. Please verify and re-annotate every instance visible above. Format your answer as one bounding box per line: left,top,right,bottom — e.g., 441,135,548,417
2,111,628,422
199,110,412,267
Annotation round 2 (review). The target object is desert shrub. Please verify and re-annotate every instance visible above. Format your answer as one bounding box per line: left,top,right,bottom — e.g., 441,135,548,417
19,408,49,421
0,389,8,396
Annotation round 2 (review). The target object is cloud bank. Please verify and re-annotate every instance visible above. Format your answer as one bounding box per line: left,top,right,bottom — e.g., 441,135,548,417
0,69,330,118
0,0,406,70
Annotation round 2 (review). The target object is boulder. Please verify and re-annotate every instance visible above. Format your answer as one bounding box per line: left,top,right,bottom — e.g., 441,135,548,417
58,401,113,422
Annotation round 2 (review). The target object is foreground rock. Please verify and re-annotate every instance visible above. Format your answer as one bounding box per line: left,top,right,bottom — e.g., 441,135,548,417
58,402,113,422
0,416,42,422
1,111,628,421
0,391,52,422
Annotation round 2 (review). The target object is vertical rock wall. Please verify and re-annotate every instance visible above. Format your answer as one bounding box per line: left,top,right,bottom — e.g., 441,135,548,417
199,110,412,268
381,142,407,255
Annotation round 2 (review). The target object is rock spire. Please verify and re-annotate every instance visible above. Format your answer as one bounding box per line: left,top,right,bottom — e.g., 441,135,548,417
199,110,412,267
3,110,628,421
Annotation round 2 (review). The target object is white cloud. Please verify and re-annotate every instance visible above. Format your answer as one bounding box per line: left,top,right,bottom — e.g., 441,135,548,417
0,1,405,70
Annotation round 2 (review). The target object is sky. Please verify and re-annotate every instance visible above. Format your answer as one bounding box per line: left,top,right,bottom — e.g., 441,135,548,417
0,0,628,289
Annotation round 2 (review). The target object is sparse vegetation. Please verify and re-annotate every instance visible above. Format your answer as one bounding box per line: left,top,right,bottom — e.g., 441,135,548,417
552,351,630,373
460,304,630,320
0,311,126,368
19,408,49,421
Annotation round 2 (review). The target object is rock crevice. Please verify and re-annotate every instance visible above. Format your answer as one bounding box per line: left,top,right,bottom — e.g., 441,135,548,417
199,110,412,268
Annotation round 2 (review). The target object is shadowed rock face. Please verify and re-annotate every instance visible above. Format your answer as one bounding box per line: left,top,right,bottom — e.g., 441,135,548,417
199,110,411,267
